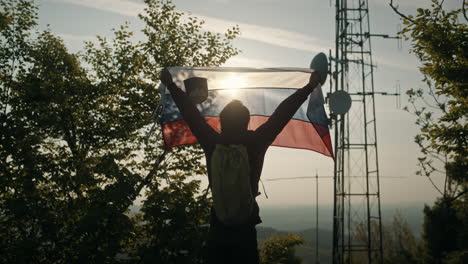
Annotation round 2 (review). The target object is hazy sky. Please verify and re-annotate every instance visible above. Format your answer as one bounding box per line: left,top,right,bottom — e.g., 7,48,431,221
36,0,462,208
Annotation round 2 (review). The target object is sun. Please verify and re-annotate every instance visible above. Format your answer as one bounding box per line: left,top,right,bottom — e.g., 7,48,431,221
219,74,247,97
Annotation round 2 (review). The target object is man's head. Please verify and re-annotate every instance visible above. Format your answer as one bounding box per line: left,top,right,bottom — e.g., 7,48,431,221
219,100,250,135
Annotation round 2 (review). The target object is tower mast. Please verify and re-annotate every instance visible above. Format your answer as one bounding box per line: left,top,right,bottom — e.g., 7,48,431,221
330,0,392,263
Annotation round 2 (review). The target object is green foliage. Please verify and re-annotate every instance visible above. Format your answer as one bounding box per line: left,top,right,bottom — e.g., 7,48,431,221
259,234,305,264
391,1,468,263
139,0,240,71
398,0,467,199
126,173,211,264
421,199,468,264
0,0,239,263
352,214,420,264
381,214,420,264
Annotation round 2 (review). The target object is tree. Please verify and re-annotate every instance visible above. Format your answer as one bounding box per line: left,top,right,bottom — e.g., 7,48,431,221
390,0,467,201
382,214,420,264
259,234,305,264
421,200,467,264
389,0,468,263
0,0,240,263
353,214,420,264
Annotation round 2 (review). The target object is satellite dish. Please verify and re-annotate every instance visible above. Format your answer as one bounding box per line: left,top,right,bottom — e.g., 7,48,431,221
329,90,351,115
309,52,328,84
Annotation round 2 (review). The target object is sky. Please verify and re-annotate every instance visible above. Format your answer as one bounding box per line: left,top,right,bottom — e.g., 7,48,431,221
35,0,462,209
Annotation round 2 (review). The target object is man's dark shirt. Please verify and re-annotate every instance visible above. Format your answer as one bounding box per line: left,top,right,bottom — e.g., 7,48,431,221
167,82,313,226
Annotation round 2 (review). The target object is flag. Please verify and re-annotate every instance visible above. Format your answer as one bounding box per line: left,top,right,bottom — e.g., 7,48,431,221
159,67,333,158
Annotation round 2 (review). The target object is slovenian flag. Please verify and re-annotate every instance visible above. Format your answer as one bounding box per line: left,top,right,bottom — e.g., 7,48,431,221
159,67,333,158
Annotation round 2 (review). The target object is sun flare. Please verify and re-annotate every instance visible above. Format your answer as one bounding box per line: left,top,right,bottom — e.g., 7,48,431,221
219,75,246,97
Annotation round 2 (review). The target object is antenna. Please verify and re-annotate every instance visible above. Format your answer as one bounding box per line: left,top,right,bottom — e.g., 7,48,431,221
397,24,403,50
315,171,320,264
396,80,401,109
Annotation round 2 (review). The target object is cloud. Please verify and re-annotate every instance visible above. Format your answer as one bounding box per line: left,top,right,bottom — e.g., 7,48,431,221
373,53,419,72
55,0,416,71
58,33,95,42
56,30,278,68
56,0,329,53
223,56,276,68
58,0,141,17
375,0,463,9
374,0,432,8
212,0,230,3
196,14,329,53
56,33,96,52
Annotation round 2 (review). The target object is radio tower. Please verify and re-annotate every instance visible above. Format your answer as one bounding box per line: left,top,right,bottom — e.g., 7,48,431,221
329,0,399,263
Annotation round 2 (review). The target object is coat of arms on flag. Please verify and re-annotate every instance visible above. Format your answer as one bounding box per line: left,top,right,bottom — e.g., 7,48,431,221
159,67,333,158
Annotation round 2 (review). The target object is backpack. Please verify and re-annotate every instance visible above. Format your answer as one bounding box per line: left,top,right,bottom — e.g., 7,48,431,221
210,144,254,225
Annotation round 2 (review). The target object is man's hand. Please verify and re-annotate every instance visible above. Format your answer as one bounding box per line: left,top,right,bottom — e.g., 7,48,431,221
309,70,322,87
305,70,322,92
160,68,173,86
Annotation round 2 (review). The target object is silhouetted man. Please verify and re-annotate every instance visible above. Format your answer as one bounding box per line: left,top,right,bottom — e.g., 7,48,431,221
160,68,322,264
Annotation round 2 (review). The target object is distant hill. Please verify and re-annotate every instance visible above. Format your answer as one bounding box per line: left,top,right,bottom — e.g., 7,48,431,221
256,204,426,264
259,204,425,234
131,203,426,234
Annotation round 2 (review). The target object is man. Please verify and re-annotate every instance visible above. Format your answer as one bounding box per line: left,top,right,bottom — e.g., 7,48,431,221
160,67,323,264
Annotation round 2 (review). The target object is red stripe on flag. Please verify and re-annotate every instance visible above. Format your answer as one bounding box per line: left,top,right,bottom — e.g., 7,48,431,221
162,116,333,157
248,116,333,157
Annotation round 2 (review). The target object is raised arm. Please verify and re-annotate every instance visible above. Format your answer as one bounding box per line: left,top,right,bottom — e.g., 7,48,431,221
254,71,322,145
160,68,217,149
